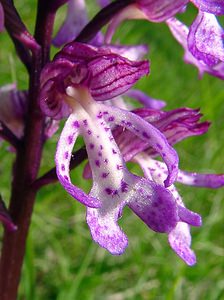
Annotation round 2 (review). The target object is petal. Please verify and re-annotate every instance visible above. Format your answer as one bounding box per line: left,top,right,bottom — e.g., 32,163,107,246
191,0,224,15
88,55,149,101
53,0,88,47
168,222,196,266
125,89,166,109
55,113,101,208
167,17,224,79
0,196,17,231
177,170,224,188
128,178,179,233
0,84,27,138
101,104,179,187
138,0,188,22
188,12,224,66
86,205,128,255
97,0,111,7
107,44,149,61
178,205,202,227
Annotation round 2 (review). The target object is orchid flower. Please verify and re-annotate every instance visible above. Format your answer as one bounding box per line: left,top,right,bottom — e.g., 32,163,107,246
115,107,224,264
83,106,214,264
103,0,224,79
39,42,189,255
166,17,224,79
0,84,27,139
0,84,59,144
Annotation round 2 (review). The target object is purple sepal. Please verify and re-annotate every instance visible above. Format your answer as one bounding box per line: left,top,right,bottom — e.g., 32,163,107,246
0,197,17,231
178,205,202,227
177,171,224,188
125,89,166,109
40,43,149,119
167,17,224,79
114,107,208,162
128,179,179,233
97,0,111,8
138,0,188,22
107,44,149,61
191,0,224,15
53,0,88,47
168,222,196,266
0,84,28,138
188,12,224,67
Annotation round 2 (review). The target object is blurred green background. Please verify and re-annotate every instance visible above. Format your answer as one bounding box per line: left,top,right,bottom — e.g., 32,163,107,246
0,1,224,299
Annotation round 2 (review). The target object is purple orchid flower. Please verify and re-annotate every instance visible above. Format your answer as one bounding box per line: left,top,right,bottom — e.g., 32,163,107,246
40,42,183,255
114,107,224,265
0,84,27,139
84,106,218,265
103,0,224,79
53,0,88,47
166,17,224,79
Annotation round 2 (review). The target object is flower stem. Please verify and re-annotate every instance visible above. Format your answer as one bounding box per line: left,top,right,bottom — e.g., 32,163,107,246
0,0,58,298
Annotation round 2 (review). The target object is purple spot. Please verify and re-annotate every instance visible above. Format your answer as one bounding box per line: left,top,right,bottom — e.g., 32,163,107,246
83,119,88,126
61,164,65,171
105,188,112,195
64,175,69,181
126,121,132,127
156,143,163,150
108,116,115,122
98,151,102,157
112,149,117,154
97,112,103,118
90,143,94,149
102,172,109,178
104,158,108,164
142,131,149,138
100,145,103,150
73,121,80,128
87,130,92,135
103,111,109,115
117,165,123,170
121,180,128,193
67,135,73,144
104,127,110,132
64,152,69,159
95,160,101,167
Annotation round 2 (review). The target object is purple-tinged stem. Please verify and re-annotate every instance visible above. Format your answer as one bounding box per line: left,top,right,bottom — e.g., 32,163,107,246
32,147,87,190
75,0,135,43
34,0,66,64
0,0,58,298
0,122,20,149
